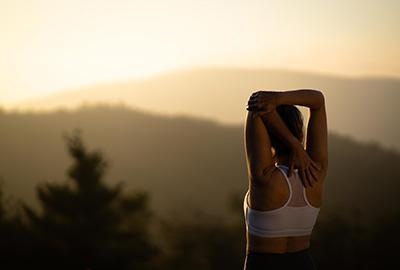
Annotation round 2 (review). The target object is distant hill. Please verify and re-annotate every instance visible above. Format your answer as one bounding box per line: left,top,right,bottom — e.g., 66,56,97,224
13,67,400,151
0,104,399,223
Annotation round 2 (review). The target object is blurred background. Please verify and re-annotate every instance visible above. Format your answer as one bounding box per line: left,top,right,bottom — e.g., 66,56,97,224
1,0,399,269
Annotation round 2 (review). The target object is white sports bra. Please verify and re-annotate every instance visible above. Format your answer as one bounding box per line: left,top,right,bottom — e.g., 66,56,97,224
243,164,320,237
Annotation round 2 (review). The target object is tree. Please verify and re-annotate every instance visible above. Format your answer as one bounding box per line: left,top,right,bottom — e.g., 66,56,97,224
23,130,158,270
154,191,246,270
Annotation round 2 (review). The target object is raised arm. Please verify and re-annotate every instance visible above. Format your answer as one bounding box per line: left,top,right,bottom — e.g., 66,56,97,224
250,89,328,172
244,100,308,184
276,89,325,110
244,111,275,183
278,90,328,171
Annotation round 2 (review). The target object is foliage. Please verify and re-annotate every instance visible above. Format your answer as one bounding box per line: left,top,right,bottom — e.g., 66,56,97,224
0,131,398,269
5,130,158,270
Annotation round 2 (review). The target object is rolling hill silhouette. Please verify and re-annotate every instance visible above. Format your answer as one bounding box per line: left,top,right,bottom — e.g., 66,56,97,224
1,104,399,222
16,67,400,151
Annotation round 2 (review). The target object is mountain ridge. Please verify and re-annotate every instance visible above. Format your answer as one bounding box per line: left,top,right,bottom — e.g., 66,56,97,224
0,104,399,223
7,67,399,152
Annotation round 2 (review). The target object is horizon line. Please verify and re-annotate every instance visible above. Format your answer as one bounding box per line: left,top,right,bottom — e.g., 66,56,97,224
2,65,400,107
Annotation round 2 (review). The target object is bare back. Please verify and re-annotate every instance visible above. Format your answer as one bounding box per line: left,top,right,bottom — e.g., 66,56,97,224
246,165,327,254
244,90,328,254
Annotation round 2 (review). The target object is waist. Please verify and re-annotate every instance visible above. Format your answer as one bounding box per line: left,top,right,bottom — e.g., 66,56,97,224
247,232,311,254
247,247,311,256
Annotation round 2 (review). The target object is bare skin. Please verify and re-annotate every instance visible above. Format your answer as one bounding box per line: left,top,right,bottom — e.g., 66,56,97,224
244,89,328,254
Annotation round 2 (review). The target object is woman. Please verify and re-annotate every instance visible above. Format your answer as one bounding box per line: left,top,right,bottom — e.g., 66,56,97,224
243,89,328,270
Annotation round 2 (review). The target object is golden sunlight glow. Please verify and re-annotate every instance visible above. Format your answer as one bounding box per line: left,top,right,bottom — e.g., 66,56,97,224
1,0,399,105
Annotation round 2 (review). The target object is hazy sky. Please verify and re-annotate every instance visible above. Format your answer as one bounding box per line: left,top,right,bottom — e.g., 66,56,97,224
1,0,399,105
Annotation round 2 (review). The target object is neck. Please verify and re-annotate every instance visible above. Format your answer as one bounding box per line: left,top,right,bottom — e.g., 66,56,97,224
275,155,291,167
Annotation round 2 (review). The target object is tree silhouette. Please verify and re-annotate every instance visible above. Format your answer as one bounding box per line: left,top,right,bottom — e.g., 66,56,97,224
23,130,158,270
0,124,398,269
153,192,246,270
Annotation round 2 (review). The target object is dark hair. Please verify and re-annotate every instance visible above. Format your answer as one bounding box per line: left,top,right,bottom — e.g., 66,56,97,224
269,104,304,158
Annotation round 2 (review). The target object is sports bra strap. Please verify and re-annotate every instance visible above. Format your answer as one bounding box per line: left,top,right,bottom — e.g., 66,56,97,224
276,165,308,207
275,166,293,207
243,164,321,238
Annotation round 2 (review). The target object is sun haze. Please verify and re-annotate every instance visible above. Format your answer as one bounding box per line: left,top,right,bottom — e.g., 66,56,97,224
1,0,399,105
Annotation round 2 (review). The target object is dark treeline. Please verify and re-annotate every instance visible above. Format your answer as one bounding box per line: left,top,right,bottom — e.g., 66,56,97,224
0,131,398,269
2,104,400,224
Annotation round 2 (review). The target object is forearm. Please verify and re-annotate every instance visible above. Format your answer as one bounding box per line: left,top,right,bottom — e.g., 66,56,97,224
244,111,276,178
276,89,324,110
260,109,302,150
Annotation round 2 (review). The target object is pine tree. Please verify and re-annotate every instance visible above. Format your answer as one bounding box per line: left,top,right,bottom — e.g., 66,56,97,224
24,130,158,270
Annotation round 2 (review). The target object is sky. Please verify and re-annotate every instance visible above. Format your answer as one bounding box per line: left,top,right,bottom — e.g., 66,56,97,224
1,0,399,105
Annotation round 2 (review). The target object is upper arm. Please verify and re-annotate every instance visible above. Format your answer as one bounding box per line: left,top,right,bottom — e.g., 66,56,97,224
305,92,328,171
244,111,276,182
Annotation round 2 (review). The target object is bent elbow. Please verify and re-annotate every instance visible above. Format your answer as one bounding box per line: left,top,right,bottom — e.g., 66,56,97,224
311,90,325,110
318,91,325,104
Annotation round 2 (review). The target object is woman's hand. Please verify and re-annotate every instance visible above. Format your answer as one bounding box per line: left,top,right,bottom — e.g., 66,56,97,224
246,90,322,187
246,90,280,117
288,143,322,188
